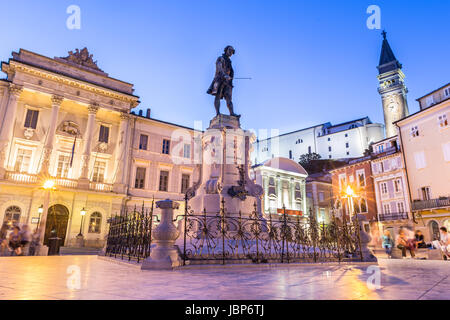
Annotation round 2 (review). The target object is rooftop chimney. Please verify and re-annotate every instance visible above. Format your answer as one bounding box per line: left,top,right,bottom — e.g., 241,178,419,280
146,108,151,118
138,110,143,116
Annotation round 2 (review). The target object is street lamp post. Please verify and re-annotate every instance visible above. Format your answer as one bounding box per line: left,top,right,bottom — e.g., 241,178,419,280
342,185,364,261
78,207,86,236
76,208,86,247
37,180,55,255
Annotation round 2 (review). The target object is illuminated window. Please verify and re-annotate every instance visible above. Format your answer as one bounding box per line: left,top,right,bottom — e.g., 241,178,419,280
3,206,21,226
14,148,32,173
92,161,106,183
56,154,71,178
88,212,102,233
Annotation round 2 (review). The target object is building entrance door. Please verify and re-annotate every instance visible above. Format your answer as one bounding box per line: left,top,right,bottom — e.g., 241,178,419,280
44,205,69,246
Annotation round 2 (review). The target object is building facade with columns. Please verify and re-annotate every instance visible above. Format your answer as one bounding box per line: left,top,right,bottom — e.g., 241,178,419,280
251,157,308,219
0,48,198,248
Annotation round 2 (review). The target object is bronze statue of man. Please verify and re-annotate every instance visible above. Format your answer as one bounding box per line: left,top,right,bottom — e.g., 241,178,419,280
207,46,239,117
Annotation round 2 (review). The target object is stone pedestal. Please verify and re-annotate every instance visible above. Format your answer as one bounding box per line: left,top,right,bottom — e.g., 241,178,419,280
38,245,49,256
189,114,263,217
141,199,182,270
353,214,378,262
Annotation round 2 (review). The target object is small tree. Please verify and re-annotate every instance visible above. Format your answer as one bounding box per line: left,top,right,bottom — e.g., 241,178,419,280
298,152,321,172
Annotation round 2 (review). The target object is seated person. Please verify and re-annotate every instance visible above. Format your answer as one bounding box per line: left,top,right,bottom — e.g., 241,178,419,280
397,229,415,258
415,230,428,248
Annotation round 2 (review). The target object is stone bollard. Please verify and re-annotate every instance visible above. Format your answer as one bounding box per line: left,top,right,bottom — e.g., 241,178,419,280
141,199,182,270
352,214,378,262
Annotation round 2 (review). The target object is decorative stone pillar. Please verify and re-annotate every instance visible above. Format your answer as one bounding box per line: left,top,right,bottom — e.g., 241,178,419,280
40,95,64,174
352,213,378,262
141,199,182,270
79,103,98,186
0,84,23,178
113,112,130,193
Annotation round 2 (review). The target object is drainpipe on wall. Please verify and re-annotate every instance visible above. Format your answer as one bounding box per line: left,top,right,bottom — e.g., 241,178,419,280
396,123,417,225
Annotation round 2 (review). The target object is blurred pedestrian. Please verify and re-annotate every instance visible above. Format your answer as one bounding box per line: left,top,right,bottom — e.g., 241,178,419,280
397,229,415,258
432,227,450,260
382,230,394,258
20,224,31,256
0,223,10,256
8,226,22,256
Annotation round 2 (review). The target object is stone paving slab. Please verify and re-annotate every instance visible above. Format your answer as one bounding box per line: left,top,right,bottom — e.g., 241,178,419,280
0,256,449,300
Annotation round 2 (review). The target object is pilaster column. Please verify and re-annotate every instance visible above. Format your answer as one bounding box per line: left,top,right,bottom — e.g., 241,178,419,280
276,176,282,209
0,84,23,177
40,95,64,174
79,103,99,181
113,112,130,191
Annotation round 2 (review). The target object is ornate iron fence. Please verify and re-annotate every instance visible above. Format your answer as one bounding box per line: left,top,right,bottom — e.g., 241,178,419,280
105,196,364,265
105,201,155,263
181,198,364,265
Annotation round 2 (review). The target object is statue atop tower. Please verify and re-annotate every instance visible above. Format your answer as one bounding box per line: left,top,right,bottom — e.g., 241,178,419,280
377,31,409,138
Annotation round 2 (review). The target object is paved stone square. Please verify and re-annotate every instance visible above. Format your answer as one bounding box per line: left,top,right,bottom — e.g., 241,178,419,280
0,256,449,300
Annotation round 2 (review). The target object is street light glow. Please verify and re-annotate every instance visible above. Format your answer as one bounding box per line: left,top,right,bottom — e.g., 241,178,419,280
38,205,44,214
80,207,86,216
43,180,55,190
345,185,355,198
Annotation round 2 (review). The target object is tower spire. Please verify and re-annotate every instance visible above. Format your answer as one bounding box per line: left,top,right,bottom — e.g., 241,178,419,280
377,30,402,74
376,31,409,138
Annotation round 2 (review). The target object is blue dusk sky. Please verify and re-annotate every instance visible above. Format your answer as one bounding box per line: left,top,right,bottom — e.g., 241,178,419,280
0,0,449,133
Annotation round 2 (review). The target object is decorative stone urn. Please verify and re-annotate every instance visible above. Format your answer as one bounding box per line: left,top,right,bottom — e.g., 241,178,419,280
353,214,378,262
141,199,182,270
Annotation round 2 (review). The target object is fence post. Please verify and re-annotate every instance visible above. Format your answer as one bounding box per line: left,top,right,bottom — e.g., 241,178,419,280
141,199,182,270
352,213,377,262
183,194,188,266
221,197,226,265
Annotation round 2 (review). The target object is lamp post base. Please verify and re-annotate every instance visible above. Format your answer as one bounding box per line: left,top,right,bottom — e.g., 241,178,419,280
76,234,85,247
37,245,49,256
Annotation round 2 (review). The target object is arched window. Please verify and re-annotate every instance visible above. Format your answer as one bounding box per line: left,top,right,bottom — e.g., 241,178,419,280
3,206,21,226
88,212,102,233
429,220,440,241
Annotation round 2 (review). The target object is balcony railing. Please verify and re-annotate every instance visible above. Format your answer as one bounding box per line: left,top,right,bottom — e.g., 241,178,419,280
89,182,113,192
378,212,409,221
4,171,38,184
4,171,113,193
412,198,450,211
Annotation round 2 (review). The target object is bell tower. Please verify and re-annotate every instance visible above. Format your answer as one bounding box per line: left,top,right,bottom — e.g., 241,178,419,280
377,31,409,138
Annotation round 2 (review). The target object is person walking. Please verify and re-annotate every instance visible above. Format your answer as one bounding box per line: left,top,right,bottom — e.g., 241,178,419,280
28,228,40,256
0,223,10,256
8,226,22,256
382,230,394,258
19,224,32,256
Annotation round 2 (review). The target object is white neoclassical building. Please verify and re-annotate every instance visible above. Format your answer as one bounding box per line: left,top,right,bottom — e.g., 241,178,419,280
252,117,384,165
0,48,199,248
251,157,308,219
